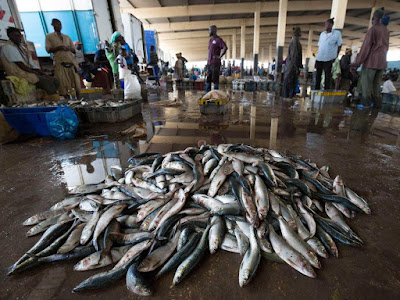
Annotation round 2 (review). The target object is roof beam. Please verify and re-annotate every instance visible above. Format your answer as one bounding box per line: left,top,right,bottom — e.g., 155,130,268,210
121,1,374,19
158,25,400,45
147,14,399,33
158,26,312,40
145,15,329,32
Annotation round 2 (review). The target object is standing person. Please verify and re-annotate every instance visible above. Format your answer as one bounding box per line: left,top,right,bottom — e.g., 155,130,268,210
45,18,80,97
307,52,316,87
105,31,123,89
340,48,352,92
205,25,227,93
1,27,59,97
148,45,160,86
94,42,108,68
269,58,276,80
315,18,342,90
175,53,184,83
120,37,133,69
179,52,188,74
116,48,129,88
74,41,96,83
282,27,302,99
352,7,389,108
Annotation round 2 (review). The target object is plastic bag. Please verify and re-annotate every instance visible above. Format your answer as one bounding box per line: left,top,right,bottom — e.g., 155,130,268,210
46,105,79,140
124,74,142,100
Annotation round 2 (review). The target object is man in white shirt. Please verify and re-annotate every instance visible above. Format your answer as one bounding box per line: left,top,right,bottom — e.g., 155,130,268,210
0,27,59,95
74,41,85,64
73,41,96,82
315,18,342,90
382,75,396,93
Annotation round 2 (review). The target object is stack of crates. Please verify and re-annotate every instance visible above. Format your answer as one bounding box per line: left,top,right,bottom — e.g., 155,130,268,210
75,100,142,123
80,88,104,101
245,80,256,92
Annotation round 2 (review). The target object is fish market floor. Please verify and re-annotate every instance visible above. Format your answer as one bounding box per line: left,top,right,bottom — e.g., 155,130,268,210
1,86,400,299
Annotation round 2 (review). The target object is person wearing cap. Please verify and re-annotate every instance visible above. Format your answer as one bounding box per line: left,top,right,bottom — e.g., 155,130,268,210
352,7,389,108
45,18,80,97
282,27,302,99
1,27,59,97
315,18,342,90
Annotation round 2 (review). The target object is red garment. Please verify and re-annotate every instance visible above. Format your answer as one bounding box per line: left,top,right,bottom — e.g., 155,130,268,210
355,23,389,70
207,36,226,65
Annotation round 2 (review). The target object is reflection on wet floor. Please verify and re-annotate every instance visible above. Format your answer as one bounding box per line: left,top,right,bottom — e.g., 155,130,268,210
59,86,400,189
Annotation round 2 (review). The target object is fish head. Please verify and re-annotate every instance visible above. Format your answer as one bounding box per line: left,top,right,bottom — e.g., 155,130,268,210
333,175,344,186
135,286,152,296
239,269,251,287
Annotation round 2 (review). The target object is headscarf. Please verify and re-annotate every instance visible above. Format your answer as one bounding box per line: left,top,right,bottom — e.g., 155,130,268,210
381,15,390,26
110,31,121,44
292,26,301,36
373,7,384,19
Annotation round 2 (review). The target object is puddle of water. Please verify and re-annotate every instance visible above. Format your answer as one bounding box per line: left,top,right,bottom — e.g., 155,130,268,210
56,87,400,189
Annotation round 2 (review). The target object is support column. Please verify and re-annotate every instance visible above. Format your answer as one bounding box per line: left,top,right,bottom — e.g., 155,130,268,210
330,0,348,29
232,30,237,62
275,0,288,84
226,36,231,60
253,2,261,74
240,22,246,78
368,0,385,29
269,44,272,62
261,48,265,65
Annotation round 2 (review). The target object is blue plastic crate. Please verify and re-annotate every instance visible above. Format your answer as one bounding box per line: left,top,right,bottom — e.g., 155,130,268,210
0,106,58,136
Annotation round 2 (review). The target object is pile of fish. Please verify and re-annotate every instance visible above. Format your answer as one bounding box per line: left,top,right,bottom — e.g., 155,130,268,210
8,144,371,295
69,99,134,108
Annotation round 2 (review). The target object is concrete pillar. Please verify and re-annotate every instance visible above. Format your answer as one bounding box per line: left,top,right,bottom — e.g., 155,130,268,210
226,36,231,60
232,30,237,61
269,44,272,62
330,0,348,29
240,23,246,78
369,7,376,29
253,2,261,73
307,28,313,58
275,0,288,84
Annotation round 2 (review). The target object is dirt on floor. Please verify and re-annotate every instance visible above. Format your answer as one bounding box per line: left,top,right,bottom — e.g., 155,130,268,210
1,87,400,299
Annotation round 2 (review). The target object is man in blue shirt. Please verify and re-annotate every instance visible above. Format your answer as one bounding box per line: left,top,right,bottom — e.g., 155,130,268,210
315,18,342,90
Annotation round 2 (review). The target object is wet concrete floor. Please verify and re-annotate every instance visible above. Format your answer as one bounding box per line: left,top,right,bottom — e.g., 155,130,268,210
1,85,400,299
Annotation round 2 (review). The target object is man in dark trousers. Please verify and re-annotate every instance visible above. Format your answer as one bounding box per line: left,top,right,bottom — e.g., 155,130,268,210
340,48,352,92
315,18,342,90
282,27,302,99
148,45,160,86
352,7,389,108
205,25,227,93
